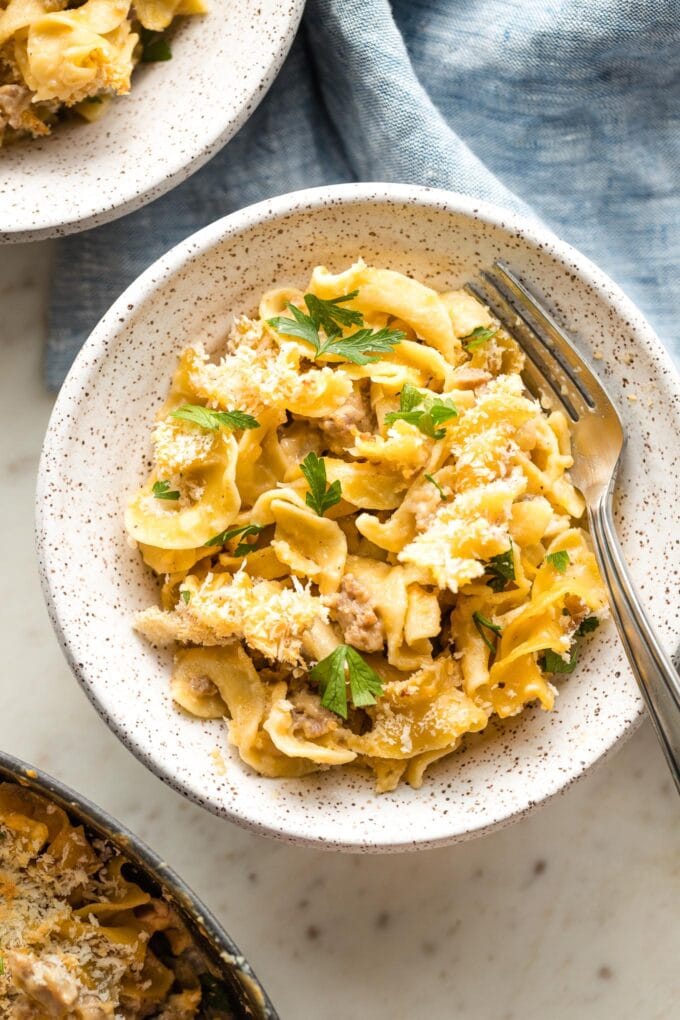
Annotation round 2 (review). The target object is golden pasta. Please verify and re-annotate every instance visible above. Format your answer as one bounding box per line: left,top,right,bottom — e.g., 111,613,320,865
0,781,231,1017
126,261,608,793
0,0,206,144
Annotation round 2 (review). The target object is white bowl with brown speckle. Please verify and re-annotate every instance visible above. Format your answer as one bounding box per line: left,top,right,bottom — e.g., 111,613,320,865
36,183,680,851
0,2,304,243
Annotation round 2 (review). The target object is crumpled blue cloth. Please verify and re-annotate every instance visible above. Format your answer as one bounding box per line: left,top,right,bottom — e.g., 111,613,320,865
47,0,680,389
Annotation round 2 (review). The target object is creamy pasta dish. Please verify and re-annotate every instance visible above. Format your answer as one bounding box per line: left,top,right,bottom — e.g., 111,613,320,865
126,261,607,793
0,781,234,1017
0,0,205,145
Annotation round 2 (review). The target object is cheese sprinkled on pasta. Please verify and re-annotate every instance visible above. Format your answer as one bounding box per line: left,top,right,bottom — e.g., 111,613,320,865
126,261,607,792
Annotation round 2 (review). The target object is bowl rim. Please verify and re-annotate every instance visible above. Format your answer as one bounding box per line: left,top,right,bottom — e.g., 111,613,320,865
0,1,305,244
0,748,279,1018
36,182,680,851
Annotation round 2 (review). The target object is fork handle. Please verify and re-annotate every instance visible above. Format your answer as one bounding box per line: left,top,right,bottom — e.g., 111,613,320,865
589,490,680,794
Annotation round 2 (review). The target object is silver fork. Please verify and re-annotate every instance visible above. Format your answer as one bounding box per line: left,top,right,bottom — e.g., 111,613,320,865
469,261,680,794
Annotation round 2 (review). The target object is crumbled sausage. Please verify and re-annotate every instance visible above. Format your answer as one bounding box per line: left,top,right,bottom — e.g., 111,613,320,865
451,366,492,389
325,575,384,652
319,385,374,451
0,85,31,130
290,689,339,738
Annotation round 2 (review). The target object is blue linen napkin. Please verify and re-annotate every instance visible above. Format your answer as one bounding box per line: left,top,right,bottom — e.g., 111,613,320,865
47,0,680,389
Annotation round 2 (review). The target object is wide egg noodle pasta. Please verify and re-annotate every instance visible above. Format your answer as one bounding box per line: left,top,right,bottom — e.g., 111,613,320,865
0,0,205,143
0,782,215,1017
127,260,608,793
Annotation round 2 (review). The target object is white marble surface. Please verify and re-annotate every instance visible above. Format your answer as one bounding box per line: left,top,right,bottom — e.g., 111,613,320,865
1,244,678,1020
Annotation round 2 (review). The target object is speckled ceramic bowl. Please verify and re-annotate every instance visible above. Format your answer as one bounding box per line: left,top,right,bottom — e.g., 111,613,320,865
36,184,680,852
0,1,304,243
0,750,278,1018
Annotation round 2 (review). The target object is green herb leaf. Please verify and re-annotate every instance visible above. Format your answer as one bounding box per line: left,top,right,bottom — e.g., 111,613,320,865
268,293,404,365
303,291,363,337
171,404,259,432
319,326,405,365
546,550,570,573
462,326,497,351
180,589,191,605
204,523,264,551
300,452,342,517
385,385,458,439
424,473,447,500
152,479,180,501
139,28,172,62
486,546,515,592
268,303,321,354
472,611,502,654
0,956,4,975
309,644,384,719
576,615,599,636
540,647,578,674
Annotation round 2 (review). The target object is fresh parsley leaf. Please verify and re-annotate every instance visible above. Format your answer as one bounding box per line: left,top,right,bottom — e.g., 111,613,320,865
180,589,191,605
171,404,259,432
546,550,570,573
268,293,404,365
303,291,363,337
152,479,180,501
462,326,497,351
320,326,405,365
576,615,599,636
204,523,264,551
384,385,458,439
300,452,342,517
472,611,502,654
140,28,172,62
268,302,321,353
540,615,599,675
540,647,578,674
309,644,384,719
424,473,447,500
486,547,515,592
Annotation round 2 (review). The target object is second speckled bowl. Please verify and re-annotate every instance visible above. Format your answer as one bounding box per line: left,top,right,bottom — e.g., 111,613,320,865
36,183,680,851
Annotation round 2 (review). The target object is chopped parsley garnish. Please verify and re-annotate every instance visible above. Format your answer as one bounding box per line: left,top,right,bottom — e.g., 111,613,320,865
486,546,515,592
300,452,342,517
546,550,570,573
472,611,502,654
204,523,265,554
576,615,599,636
152,479,180,501
170,404,259,432
384,384,458,440
140,28,172,62
0,956,4,974
462,326,497,351
180,589,191,605
540,615,600,674
540,647,578,674
310,644,384,719
268,291,405,365
425,473,448,500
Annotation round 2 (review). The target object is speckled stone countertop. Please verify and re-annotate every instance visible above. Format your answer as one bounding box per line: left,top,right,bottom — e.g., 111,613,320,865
1,244,678,1019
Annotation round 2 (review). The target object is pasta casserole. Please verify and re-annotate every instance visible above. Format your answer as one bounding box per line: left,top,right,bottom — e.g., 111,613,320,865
0,781,234,1017
126,261,607,793
0,0,206,145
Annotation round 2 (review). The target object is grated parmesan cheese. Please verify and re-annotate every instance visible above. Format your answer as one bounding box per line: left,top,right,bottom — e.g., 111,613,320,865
135,569,328,666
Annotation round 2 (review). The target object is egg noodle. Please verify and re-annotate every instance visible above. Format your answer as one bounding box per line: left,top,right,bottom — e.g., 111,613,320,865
0,0,205,144
126,261,607,793
0,781,230,1017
